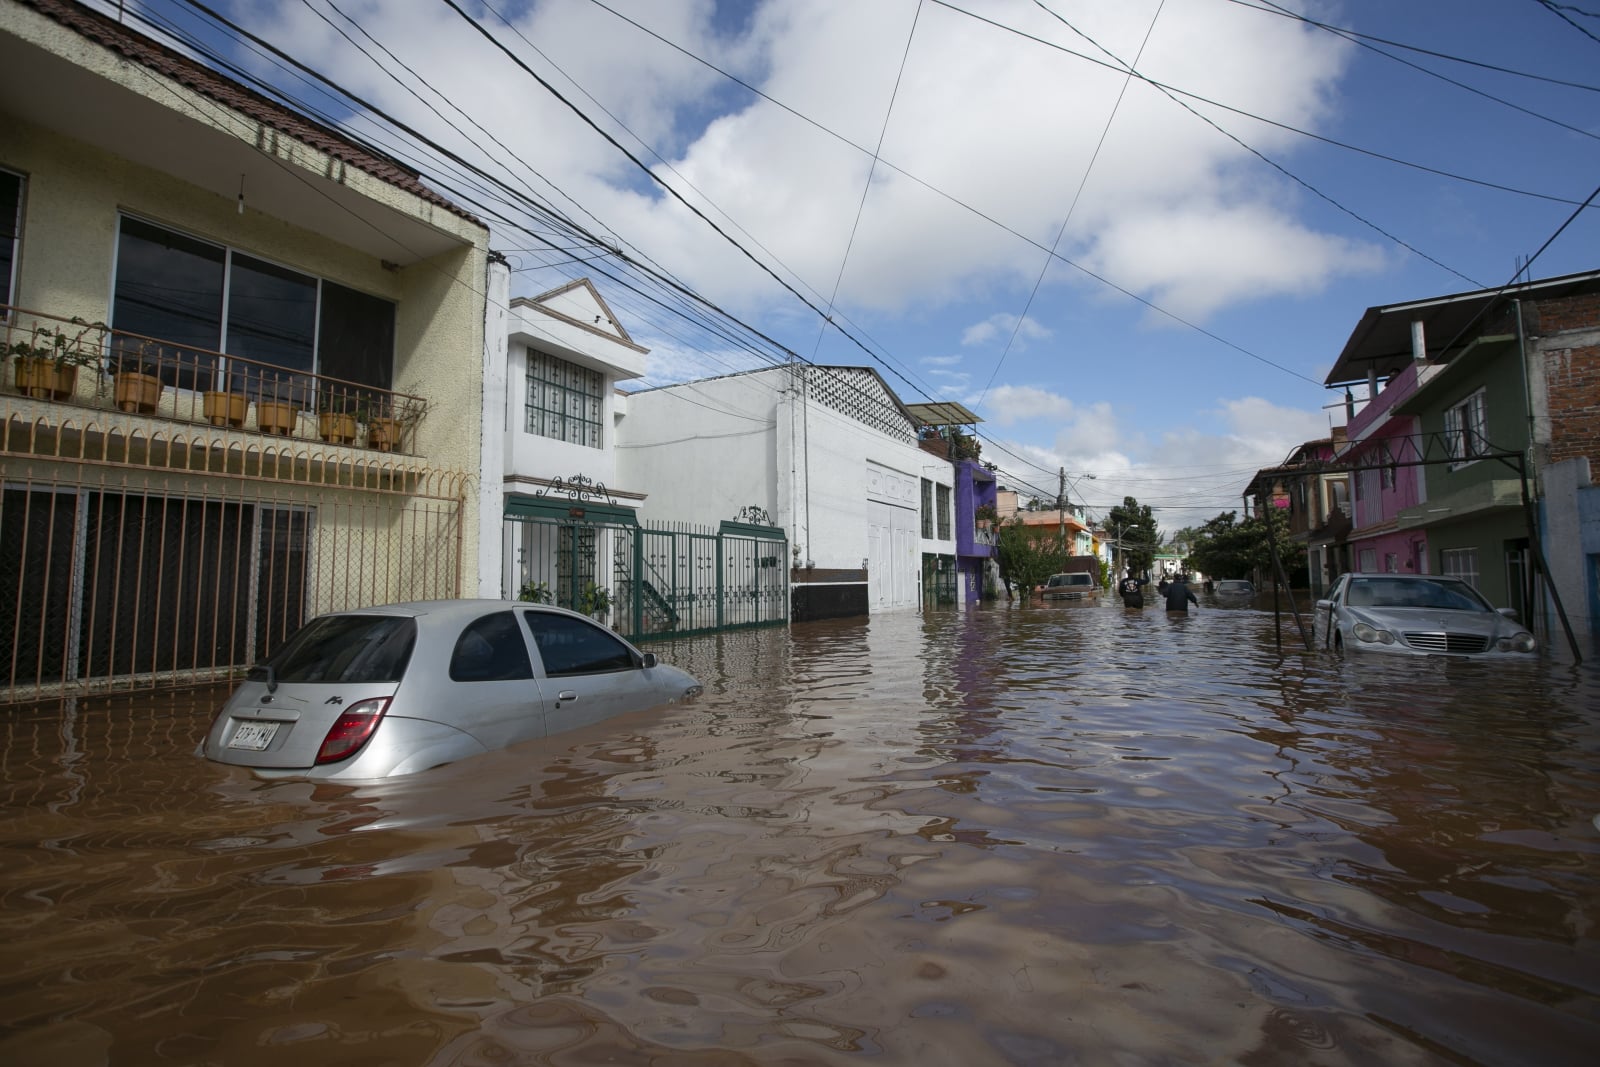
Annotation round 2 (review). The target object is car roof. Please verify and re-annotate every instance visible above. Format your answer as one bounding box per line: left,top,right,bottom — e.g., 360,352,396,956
1343,573,1465,581
317,599,595,624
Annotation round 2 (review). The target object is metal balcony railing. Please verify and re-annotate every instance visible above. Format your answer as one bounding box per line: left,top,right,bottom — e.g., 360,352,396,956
3,305,427,454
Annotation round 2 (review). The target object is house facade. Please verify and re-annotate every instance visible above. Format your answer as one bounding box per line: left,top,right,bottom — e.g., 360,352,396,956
906,402,998,606
1322,270,1600,645
1245,435,1347,596
615,364,955,621
1,0,492,700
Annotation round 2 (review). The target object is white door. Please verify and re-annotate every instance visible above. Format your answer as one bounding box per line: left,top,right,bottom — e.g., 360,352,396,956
867,500,919,611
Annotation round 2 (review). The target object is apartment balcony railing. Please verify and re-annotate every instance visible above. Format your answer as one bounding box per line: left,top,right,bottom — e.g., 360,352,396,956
3,305,427,454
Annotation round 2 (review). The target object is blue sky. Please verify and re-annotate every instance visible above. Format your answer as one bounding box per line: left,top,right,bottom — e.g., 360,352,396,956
108,0,1600,531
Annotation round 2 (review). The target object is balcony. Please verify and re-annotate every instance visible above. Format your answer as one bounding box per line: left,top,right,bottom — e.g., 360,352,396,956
4,306,427,460
1345,361,1437,442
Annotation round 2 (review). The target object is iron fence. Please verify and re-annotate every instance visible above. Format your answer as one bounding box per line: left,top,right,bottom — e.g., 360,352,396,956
505,516,788,640
2,400,467,704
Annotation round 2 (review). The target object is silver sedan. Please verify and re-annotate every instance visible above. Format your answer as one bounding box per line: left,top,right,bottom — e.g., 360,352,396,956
200,600,702,780
1315,573,1537,657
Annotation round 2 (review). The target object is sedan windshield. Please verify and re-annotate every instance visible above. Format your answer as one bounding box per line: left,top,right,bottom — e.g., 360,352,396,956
255,615,417,683
1345,578,1490,612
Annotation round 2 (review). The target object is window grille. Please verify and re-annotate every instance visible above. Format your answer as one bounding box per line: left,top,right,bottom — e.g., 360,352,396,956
526,350,603,448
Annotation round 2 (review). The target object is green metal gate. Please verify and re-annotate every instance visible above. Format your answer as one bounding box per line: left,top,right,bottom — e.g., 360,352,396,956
504,497,787,640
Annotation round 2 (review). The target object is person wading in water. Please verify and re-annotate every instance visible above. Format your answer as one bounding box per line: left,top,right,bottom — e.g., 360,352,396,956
1164,574,1199,613
1118,569,1145,608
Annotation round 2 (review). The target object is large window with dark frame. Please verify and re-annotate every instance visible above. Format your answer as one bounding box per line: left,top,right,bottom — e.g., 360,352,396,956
110,215,395,402
524,349,603,448
1,168,23,315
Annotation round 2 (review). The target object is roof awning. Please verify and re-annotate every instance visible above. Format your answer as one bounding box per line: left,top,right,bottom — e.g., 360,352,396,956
905,401,981,427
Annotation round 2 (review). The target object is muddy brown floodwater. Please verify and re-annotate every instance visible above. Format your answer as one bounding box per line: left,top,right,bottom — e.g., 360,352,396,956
2,599,1598,1066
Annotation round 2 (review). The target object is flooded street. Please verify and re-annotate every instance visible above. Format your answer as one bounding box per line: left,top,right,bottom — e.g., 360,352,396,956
2,600,1598,1066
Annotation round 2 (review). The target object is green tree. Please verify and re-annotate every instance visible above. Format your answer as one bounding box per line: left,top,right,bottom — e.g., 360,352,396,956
995,517,1069,598
1186,509,1308,584
1106,496,1159,575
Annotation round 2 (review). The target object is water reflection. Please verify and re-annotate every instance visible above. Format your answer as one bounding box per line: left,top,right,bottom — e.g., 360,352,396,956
1,604,1597,1064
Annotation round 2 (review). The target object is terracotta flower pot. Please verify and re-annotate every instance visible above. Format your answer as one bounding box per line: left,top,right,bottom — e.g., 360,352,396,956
114,371,163,414
256,401,298,436
15,358,78,401
366,416,402,452
317,411,358,444
203,391,250,428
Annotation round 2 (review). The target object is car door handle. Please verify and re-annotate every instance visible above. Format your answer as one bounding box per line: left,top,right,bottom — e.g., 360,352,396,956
557,691,578,703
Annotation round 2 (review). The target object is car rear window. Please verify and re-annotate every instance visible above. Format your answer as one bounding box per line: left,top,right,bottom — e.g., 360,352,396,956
263,615,416,683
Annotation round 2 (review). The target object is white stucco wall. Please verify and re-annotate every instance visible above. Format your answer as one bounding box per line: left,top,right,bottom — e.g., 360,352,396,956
616,370,782,528
619,366,954,613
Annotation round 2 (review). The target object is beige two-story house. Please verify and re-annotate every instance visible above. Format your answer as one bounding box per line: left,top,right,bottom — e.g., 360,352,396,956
1,0,492,700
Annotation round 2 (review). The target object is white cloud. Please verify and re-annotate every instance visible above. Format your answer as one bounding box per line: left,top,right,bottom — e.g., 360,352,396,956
979,384,1075,425
962,313,1052,348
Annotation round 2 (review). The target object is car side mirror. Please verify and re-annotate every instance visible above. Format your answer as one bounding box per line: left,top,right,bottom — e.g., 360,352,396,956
1315,599,1332,610
1497,607,1518,619
640,652,658,668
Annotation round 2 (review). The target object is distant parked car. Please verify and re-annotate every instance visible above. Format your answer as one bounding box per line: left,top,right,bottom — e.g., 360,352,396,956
1041,572,1100,601
200,600,702,780
1213,579,1255,598
1315,574,1536,657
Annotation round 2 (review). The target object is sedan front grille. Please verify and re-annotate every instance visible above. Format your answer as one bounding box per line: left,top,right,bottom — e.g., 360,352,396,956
1402,631,1490,654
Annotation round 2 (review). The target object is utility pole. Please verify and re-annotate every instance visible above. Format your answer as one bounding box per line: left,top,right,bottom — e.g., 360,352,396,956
1058,467,1066,550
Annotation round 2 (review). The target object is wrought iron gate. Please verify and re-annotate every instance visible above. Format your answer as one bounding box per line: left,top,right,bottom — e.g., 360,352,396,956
503,506,788,640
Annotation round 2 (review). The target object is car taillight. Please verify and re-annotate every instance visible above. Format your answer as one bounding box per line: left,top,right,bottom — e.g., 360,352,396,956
315,698,390,764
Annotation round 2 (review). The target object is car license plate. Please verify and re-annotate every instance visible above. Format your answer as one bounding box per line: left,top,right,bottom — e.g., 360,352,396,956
228,721,279,751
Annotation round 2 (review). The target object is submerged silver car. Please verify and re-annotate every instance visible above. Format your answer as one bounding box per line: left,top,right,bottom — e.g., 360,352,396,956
1315,573,1536,657
201,600,701,780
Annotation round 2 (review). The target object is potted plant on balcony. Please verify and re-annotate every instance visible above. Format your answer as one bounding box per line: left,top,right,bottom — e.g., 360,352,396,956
254,379,299,436
316,390,358,445
202,366,251,428
10,321,98,401
364,390,428,453
974,503,1000,530
108,339,163,415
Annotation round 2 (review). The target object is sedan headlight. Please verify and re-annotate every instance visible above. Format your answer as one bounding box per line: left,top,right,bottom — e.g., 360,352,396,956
1351,622,1395,644
1497,632,1537,653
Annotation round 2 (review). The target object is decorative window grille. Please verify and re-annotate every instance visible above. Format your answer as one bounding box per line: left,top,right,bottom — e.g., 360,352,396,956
936,484,951,540
804,367,915,443
1443,388,1488,467
920,478,934,538
526,349,603,448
